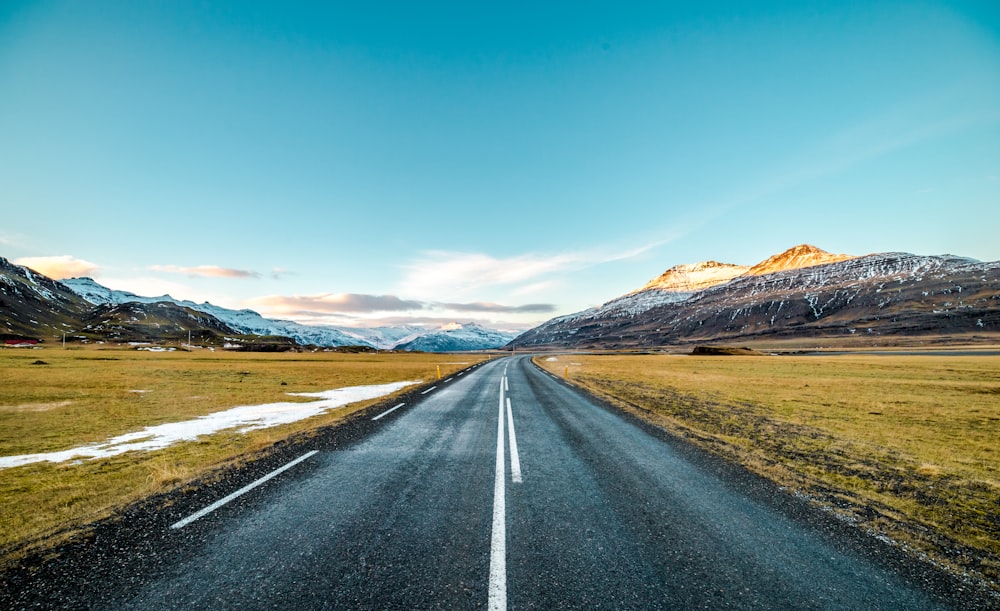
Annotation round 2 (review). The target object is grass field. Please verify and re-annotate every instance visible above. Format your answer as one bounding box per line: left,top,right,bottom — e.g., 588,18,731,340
0,346,486,563
537,352,1000,586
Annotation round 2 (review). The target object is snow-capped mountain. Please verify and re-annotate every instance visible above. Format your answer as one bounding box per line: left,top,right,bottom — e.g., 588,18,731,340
394,323,519,352
551,245,853,324
0,259,255,345
340,325,428,350
60,277,518,351
62,278,367,347
513,245,1000,349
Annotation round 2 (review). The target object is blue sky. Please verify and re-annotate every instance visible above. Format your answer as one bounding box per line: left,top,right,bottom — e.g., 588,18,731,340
2,1,999,330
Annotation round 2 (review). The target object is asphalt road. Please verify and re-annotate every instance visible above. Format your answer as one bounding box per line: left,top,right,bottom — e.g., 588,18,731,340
4,356,994,609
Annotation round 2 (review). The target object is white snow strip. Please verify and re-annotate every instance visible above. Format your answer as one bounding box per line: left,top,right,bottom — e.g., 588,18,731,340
0,381,418,469
170,450,319,529
372,403,406,421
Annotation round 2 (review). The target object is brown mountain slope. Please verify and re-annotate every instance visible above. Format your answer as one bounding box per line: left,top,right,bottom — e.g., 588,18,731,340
744,244,855,276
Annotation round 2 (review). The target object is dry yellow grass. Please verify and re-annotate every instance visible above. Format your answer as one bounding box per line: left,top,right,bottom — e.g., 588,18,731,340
537,352,1000,585
0,346,486,562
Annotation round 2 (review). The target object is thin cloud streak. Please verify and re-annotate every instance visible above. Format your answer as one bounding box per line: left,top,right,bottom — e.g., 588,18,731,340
249,293,555,316
270,267,296,280
13,255,100,279
700,86,1000,227
151,264,262,279
291,313,534,332
438,301,556,314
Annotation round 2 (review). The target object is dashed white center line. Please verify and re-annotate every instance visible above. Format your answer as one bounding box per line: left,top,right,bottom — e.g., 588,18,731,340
506,397,522,484
170,450,319,530
444,377,454,383
371,402,406,421
421,386,437,395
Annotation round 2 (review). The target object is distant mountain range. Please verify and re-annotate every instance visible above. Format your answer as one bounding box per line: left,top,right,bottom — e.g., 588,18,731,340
7,244,998,353
0,258,519,351
512,244,1000,349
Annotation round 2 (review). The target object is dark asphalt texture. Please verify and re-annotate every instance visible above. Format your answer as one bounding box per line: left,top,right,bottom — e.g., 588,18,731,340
2,356,996,609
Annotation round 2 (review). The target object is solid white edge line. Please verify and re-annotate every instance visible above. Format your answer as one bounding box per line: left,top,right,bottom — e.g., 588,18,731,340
170,450,319,530
488,377,507,611
506,397,522,484
372,402,406,421
421,386,437,394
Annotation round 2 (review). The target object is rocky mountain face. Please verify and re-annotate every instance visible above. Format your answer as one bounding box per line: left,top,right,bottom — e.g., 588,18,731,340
0,257,93,340
513,245,1000,349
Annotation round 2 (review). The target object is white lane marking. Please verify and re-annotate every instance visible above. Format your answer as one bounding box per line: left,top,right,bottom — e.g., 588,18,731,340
488,378,507,611
504,376,509,392
421,386,437,395
457,372,465,377
171,450,319,530
445,377,454,383
506,398,522,484
372,403,406,421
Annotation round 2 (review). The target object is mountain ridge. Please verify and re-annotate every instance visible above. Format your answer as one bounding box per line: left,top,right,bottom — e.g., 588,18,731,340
512,246,1000,349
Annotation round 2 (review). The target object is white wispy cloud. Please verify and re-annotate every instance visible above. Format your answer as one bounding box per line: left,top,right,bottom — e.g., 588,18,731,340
398,242,666,300
151,264,261,279
13,255,100,279
511,281,555,296
245,291,558,331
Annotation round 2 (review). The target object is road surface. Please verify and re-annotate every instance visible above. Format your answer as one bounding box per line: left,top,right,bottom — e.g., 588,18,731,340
3,356,991,609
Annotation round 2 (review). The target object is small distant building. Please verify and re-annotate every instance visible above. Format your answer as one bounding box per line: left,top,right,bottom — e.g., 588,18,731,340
4,339,39,346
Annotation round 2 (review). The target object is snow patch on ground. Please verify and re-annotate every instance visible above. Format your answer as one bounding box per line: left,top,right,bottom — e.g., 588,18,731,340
0,381,418,469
